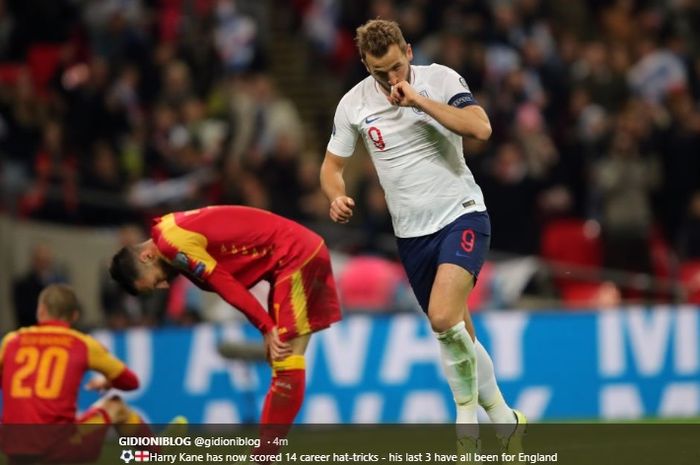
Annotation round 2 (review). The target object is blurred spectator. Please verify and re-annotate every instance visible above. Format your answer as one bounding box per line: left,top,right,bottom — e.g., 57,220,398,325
80,140,130,226
82,0,149,67
592,127,659,274
99,225,166,329
258,133,306,219
627,36,687,104
227,73,303,166
0,68,45,194
514,103,558,180
480,142,541,255
213,0,261,73
658,88,700,240
12,244,69,327
214,158,269,210
159,60,194,108
58,57,127,151
20,120,79,223
314,0,356,75
107,64,144,129
181,97,228,166
302,0,339,56
369,0,397,22
146,103,179,176
572,41,629,112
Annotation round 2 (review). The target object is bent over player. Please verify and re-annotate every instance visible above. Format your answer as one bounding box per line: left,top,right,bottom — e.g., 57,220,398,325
109,205,342,451
0,284,152,463
320,19,525,456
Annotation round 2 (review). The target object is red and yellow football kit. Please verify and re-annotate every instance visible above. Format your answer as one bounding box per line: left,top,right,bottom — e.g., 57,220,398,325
0,321,138,424
0,320,139,460
151,205,342,340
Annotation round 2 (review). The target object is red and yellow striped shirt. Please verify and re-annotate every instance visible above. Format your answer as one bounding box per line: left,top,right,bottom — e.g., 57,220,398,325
0,321,137,424
151,205,325,333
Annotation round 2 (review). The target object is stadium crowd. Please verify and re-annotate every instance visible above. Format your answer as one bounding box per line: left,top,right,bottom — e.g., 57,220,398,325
2,0,700,327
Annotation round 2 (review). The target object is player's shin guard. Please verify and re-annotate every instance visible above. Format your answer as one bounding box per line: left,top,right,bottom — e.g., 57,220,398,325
255,355,306,460
436,321,478,440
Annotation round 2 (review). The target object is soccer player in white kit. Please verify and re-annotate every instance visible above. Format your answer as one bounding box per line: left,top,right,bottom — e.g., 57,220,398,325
320,19,526,458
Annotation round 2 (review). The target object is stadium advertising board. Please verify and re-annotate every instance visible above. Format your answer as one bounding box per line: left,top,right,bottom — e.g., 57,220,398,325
86,307,700,423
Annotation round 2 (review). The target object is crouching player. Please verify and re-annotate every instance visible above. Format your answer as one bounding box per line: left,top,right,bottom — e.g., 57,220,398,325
0,284,156,463
109,205,343,458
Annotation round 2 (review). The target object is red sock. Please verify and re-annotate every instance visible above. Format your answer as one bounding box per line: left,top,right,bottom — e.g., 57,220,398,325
260,368,305,425
256,357,306,457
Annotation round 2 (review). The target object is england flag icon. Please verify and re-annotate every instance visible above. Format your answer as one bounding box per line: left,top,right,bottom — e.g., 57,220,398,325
134,450,150,462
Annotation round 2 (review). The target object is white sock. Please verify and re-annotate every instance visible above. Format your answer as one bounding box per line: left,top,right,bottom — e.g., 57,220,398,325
436,321,478,439
475,339,516,436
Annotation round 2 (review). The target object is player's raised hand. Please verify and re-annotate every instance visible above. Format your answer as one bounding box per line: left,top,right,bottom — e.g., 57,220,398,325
388,81,419,107
85,376,112,392
264,327,292,362
330,196,355,224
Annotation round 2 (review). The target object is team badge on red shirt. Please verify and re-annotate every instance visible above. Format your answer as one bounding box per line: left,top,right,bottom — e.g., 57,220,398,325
173,252,206,279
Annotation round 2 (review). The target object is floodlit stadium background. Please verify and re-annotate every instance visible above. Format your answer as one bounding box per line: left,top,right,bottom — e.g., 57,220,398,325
1,0,699,423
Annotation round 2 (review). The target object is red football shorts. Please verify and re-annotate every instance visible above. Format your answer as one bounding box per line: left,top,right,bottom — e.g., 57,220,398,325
271,242,342,342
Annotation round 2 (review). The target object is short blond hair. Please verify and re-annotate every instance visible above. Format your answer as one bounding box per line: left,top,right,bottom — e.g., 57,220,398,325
39,284,79,321
355,19,407,61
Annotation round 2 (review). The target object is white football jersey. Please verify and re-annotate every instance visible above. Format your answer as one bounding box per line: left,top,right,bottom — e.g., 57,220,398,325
327,64,486,238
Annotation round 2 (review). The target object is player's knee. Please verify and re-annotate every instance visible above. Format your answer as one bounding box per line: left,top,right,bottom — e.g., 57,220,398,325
428,309,461,333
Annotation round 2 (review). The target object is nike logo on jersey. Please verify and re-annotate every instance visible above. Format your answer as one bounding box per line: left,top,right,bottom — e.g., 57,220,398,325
365,115,381,124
